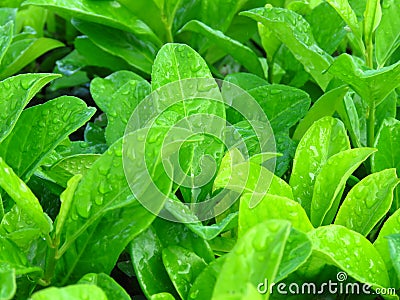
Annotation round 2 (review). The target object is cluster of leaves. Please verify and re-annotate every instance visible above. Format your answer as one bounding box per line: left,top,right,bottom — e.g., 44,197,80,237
0,0,399,299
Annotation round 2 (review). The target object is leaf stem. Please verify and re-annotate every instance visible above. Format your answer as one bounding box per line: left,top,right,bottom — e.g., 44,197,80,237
367,101,376,148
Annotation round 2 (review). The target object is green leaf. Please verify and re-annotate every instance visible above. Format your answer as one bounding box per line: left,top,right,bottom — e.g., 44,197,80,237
44,154,99,188
0,21,13,65
363,0,382,46
129,227,177,299
290,117,350,216
152,43,213,89
335,169,399,235
306,3,347,54
188,257,225,300
78,273,130,300
239,194,314,237
0,158,51,236
311,147,376,226
372,118,400,212
0,269,16,300
375,0,400,67
214,160,293,207
325,0,361,38
248,84,311,133
72,19,157,74
56,139,165,283
374,209,400,288
55,175,81,239
151,293,176,300
162,246,207,300
0,38,64,79
0,235,42,276
241,7,333,90
224,73,269,91
387,234,400,283
0,96,95,181
164,199,238,240
91,71,151,145
308,225,391,290
150,44,224,202
152,219,214,264
22,0,161,46
0,73,60,143
213,220,311,299
292,85,349,141
30,285,107,300
328,54,400,106
179,20,265,77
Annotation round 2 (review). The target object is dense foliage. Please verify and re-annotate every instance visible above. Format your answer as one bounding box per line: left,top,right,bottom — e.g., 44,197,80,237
0,0,399,299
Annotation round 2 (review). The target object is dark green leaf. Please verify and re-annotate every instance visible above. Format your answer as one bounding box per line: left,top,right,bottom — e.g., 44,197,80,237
72,19,157,74
179,20,265,77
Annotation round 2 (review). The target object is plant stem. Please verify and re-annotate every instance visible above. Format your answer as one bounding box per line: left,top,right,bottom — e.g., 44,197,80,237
365,41,374,69
367,102,376,148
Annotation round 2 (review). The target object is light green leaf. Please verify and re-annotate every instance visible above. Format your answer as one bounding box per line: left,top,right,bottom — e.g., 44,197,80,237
326,0,361,38
151,293,176,300
239,194,314,237
290,117,350,216
311,148,376,226
162,246,207,300
374,209,400,288
0,96,95,181
308,225,391,290
363,0,382,46
328,54,400,106
375,0,400,67
78,273,130,300
0,158,51,235
0,73,60,143
335,169,399,235
213,220,311,299
0,38,64,79
55,175,81,239
372,118,400,212
0,269,16,300
152,43,213,89
30,285,107,300
72,19,157,74
0,21,13,65
241,7,333,90
293,85,349,141
179,20,265,77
